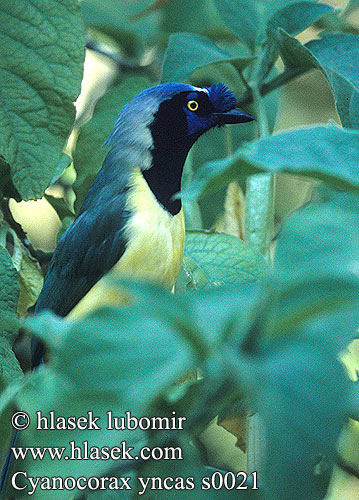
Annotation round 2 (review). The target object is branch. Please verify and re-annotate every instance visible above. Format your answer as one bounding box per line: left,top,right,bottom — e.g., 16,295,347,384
237,67,309,107
85,39,159,80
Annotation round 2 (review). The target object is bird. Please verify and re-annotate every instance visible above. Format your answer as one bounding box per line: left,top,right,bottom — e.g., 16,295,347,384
34,81,254,328
0,81,254,494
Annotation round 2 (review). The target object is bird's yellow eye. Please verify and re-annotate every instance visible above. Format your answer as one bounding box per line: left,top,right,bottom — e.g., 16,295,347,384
187,100,199,112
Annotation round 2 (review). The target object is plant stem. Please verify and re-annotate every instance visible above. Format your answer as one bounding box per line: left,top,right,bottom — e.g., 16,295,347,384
245,174,275,259
244,82,275,261
182,150,203,229
237,66,308,107
244,76,274,477
251,81,269,137
224,126,233,156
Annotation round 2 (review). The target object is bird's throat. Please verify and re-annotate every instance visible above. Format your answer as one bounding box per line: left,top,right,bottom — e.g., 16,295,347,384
144,95,198,216
143,143,191,216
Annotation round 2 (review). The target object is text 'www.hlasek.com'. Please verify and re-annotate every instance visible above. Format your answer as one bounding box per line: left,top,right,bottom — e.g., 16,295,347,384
9,410,258,495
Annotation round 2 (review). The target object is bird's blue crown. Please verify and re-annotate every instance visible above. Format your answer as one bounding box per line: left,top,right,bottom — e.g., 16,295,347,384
207,82,237,112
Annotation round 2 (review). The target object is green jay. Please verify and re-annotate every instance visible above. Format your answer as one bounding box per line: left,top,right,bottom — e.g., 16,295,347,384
34,82,254,329
0,82,253,493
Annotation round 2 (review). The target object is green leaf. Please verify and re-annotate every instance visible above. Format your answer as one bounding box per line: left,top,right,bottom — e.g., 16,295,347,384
73,77,151,212
0,157,20,200
0,239,23,393
0,226,43,316
183,230,267,290
45,194,74,221
27,305,198,415
18,302,198,498
162,33,254,83
257,340,349,500
213,0,264,48
81,0,160,57
190,282,262,346
0,245,20,344
265,189,359,344
275,31,359,128
239,191,359,500
248,125,359,187
0,245,23,459
344,0,359,17
268,1,333,37
349,91,359,129
0,0,85,200
184,125,359,200
160,0,231,38
0,338,22,393
307,34,359,128
17,249,44,317
213,0,312,48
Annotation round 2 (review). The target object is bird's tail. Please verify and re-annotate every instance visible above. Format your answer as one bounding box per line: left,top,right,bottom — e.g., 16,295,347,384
0,338,44,496
31,337,45,370
0,427,20,498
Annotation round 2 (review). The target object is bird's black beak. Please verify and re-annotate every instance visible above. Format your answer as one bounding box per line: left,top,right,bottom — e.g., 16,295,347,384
213,108,255,125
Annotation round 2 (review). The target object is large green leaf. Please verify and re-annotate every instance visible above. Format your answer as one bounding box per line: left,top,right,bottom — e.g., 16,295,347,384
0,226,43,317
257,340,348,500
73,77,151,212
81,0,160,57
218,191,359,500
213,0,319,48
183,230,267,289
17,249,44,318
0,0,84,200
0,245,20,345
267,1,333,37
190,282,262,346
260,1,333,79
252,190,359,500
264,189,359,343
162,33,254,83
160,0,231,38
307,34,359,128
0,244,23,461
25,303,198,420
18,301,198,498
344,0,359,17
274,31,359,128
213,0,264,48
184,125,359,200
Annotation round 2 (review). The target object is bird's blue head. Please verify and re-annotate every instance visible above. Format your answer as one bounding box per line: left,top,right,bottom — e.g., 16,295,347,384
141,81,254,141
107,82,254,214
182,82,254,136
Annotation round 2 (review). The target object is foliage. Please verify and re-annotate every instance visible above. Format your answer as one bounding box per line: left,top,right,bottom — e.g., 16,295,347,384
0,0,359,500
0,0,84,200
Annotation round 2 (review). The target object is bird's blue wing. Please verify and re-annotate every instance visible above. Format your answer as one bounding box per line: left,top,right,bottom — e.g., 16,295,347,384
35,192,130,317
